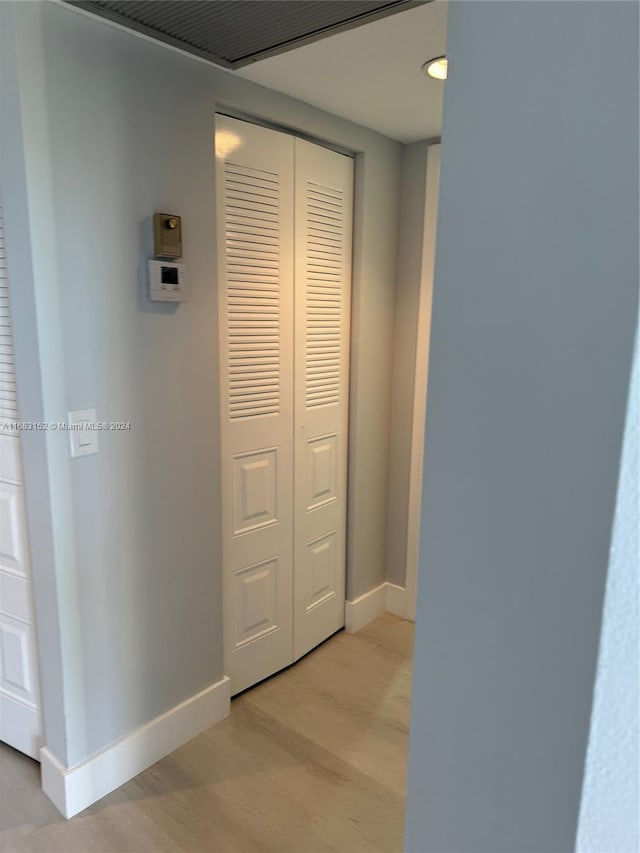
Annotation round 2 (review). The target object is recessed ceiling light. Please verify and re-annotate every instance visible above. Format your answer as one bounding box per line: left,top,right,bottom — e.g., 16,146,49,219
422,56,448,81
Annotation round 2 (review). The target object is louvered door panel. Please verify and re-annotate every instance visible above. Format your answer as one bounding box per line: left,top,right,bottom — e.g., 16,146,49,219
0,214,18,424
293,140,353,660
216,116,295,694
306,183,345,409
225,162,281,420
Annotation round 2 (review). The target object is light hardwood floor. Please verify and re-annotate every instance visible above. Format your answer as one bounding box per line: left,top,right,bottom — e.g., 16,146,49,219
0,614,413,853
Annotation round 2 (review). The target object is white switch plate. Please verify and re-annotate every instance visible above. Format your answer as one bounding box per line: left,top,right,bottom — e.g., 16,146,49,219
68,409,99,458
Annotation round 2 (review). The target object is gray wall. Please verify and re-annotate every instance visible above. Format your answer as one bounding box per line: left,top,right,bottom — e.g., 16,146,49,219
576,333,639,853
1,1,401,768
386,141,429,588
405,2,639,852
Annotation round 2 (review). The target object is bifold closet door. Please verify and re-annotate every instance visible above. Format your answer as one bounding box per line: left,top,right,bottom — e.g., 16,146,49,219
216,115,295,695
217,117,353,692
0,205,43,758
293,140,353,660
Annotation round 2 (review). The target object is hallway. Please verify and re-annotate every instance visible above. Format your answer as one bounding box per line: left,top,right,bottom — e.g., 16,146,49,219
0,614,413,852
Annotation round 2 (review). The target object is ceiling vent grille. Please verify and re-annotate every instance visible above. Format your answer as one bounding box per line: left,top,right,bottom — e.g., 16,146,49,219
68,1,424,68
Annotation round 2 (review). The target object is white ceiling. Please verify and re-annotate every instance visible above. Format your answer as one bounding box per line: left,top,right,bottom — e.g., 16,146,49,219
236,1,447,144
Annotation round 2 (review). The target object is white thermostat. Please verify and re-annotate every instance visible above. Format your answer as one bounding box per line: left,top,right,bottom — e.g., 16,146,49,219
148,259,188,302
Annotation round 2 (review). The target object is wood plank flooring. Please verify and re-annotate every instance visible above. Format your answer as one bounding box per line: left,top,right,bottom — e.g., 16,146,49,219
0,614,413,853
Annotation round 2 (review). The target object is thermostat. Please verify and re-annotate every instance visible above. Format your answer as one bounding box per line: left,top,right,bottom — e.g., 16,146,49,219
148,259,188,302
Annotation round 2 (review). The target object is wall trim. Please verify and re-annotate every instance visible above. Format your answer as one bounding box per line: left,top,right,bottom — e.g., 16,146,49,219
386,582,407,618
41,675,230,819
405,142,441,624
345,582,408,632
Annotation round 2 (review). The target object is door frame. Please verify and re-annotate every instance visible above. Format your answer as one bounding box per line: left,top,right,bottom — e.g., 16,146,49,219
404,142,440,621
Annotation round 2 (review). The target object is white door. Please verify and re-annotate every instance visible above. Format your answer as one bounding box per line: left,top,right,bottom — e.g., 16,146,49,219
216,116,295,695
293,139,352,660
0,205,42,758
216,117,352,692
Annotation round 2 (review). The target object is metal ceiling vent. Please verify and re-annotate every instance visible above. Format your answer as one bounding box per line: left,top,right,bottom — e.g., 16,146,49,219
68,1,424,68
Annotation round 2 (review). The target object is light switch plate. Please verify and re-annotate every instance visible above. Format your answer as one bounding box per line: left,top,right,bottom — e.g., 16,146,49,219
68,409,99,458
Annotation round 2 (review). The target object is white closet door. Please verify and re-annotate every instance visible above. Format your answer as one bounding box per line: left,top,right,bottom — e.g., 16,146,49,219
0,206,43,758
216,116,295,694
293,140,353,660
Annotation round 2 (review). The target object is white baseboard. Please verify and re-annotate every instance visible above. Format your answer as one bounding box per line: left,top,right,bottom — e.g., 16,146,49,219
41,675,230,819
345,582,387,632
385,582,407,618
344,582,408,632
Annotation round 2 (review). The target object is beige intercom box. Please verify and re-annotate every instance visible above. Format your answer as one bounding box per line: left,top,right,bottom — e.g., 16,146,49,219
153,212,182,259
